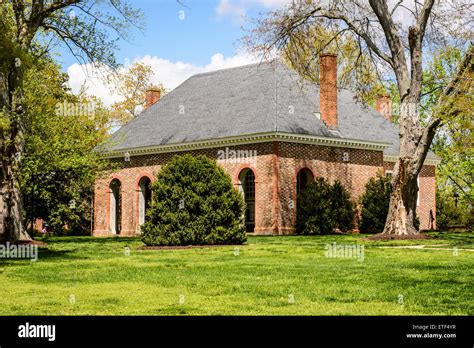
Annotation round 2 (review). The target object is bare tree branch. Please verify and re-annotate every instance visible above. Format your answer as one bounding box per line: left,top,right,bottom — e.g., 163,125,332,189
368,0,410,97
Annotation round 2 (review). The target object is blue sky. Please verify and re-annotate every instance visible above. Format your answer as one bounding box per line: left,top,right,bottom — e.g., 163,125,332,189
62,0,290,104
58,0,265,68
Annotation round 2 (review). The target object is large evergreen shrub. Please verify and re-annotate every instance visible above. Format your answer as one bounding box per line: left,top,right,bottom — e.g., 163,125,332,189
331,181,356,232
359,174,392,233
141,154,246,246
296,178,355,235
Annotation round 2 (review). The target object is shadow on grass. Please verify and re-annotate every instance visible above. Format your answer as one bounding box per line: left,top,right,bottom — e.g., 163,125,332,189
428,232,473,245
37,247,77,261
36,236,140,245
0,249,74,266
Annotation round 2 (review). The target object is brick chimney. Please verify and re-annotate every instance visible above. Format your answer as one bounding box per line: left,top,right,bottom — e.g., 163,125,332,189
376,94,392,121
145,86,161,109
319,53,338,128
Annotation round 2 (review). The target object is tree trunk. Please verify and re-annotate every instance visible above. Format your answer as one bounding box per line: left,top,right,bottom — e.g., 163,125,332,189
382,98,425,236
1,160,30,243
0,60,31,243
382,158,419,235
0,121,31,243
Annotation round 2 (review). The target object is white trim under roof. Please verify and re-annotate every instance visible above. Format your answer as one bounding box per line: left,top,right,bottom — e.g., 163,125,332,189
102,132,391,159
383,155,441,166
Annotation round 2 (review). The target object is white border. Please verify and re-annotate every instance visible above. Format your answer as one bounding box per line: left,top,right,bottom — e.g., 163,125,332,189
383,155,441,166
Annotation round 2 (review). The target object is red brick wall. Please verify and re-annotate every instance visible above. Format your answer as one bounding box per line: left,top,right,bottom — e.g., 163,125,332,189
93,141,436,236
278,143,384,234
94,143,276,236
384,162,436,230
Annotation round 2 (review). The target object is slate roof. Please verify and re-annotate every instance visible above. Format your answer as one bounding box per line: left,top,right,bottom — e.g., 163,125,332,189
102,61,433,159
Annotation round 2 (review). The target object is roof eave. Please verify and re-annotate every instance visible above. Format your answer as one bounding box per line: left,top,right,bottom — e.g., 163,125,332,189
383,154,441,166
100,132,391,159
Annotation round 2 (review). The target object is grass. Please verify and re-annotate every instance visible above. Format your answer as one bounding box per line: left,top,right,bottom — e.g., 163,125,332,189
0,232,472,315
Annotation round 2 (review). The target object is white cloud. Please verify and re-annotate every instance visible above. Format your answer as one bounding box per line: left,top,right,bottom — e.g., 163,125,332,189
215,0,291,23
216,0,247,23
66,52,259,106
66,63,117,106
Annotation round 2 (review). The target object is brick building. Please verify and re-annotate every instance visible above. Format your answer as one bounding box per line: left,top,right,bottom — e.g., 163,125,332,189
93,55,439,236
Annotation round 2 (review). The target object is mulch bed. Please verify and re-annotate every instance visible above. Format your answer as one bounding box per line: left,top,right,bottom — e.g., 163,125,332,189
12,239,48,246
139,244,242,250
365,233,431,241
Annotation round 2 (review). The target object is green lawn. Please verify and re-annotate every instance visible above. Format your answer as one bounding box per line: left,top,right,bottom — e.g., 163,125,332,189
0,232,472,315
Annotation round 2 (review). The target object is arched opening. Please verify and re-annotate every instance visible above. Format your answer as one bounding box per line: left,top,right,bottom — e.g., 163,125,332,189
297,168,314,197
109,179,122,234
239,169,255,233
138,176,152,227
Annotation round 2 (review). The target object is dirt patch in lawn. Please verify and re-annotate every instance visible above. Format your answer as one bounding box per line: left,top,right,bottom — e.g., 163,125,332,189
14,240,48,246
365,233,431,241
139,244,244,250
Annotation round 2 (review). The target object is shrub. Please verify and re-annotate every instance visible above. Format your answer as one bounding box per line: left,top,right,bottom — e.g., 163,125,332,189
359,174,392,234
331,181,356,232
359,174,424,233
140,154,246,246
296,178,355,235
436,186,473,231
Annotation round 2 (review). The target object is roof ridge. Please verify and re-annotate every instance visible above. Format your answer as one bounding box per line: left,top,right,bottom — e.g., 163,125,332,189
189,59,282,79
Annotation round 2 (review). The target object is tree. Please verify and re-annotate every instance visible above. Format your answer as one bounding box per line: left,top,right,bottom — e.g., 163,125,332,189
0,0,143,242
21,60,112,235
282,25,386,105
424,46,473,231
141,155,246,246
106,62,165,126
425,46,473,207
246,0,473,237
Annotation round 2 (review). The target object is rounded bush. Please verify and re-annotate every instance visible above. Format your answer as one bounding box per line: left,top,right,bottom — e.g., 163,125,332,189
296,177,355,235
140,154,246,246
359,174,392,233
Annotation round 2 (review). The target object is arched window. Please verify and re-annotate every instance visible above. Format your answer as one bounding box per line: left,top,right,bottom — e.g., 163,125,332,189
138,177,152,227
109,179,122,234
239,169,255,233
297,168,314,197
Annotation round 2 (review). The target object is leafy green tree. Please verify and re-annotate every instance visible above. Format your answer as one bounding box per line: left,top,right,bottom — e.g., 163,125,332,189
21,60,112,235
0,0,143,242
106,62,166,126
422,46,473,230
436,187,473,232
141,155,246,246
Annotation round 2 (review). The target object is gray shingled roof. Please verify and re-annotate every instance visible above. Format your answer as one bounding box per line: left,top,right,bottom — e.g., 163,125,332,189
102,61,431,158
